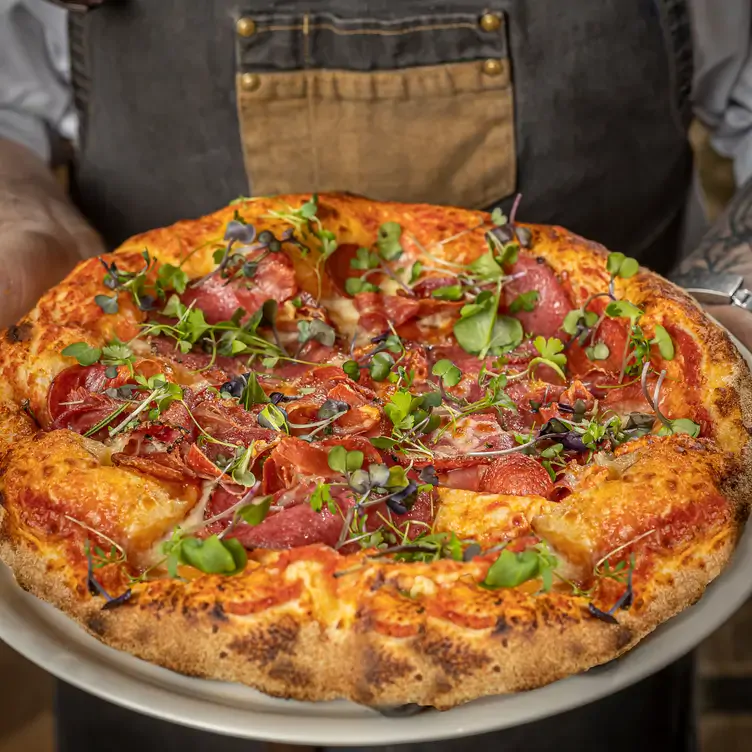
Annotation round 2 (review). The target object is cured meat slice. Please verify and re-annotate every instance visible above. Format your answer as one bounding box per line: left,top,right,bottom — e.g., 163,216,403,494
48,388,124,438
181,252,297,324
479,453,554,498
261,436,381,494
503,253,572,337
353,292,421,333
47,364,129,423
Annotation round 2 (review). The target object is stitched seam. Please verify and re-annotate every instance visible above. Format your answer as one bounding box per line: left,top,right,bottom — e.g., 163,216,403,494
255,22,481,36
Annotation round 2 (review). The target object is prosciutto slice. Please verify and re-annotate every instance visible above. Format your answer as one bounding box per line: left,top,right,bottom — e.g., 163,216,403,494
181,253,297,324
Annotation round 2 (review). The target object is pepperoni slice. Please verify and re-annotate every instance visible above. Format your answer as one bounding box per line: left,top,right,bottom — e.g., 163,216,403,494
209,483,435,551
503,253,572,337
479,454,554,498
567,316,629,378
181,253,298,324
324,243,361,296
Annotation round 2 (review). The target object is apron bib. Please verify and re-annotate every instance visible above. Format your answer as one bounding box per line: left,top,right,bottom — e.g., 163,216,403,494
67,0,692,269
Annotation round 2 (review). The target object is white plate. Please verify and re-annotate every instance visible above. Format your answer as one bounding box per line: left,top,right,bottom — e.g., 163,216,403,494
0,339,750,746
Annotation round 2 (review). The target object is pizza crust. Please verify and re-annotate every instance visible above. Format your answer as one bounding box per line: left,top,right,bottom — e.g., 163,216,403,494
0,519,737,708
1,194,751,709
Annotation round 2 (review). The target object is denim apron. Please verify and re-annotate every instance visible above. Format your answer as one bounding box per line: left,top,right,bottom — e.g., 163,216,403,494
57,1,696,749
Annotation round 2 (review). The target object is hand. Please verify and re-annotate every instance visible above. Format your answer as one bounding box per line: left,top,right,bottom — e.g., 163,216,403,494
675,175,752,356
0,138,103,328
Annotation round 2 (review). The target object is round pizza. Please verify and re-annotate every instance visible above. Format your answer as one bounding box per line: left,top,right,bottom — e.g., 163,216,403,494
0,193,750,710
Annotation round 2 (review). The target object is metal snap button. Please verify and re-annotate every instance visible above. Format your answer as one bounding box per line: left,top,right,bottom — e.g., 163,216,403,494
482,59,503,76
480,13,502,32
240,73,261,91
236,17,256,37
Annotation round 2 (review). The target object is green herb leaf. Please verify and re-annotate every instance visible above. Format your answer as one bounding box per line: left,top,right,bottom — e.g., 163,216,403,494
431,359,462,387
161,294,186,319
237,495,272,526
657,417,701,437
509,290,539,314
157,263,188,295
179,535,247,575
619,257,639,278
258,403,289,433
310,483,336,514
369,351,395,381
315,228,338,260
351,247,380,271
605,300,643,323
298,194,319,220
483,549,541,588
469,251,504,281
606,252,626,276
62,342,102,366
345,277,380,295
540,442,564,458
483,545,558,591
297,318,336,347
343,360,361,381
376,222,403,261
327,445,347,474
491,207,508,226
585,342,610,361
387,465,409,489
95,294,119,315
383,389,416,430
454,288,522,356
409,261,423,284
327,446,364,475
431,284,463,301
101,342,134,365
370,436,398,450
240,372,270,409
346,450,364,472
650,325,675,360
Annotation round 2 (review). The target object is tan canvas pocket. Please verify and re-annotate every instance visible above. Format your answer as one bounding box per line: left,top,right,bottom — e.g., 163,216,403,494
235,11,516,209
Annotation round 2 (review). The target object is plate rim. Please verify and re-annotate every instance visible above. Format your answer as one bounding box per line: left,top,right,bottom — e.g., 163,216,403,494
0,332,750,745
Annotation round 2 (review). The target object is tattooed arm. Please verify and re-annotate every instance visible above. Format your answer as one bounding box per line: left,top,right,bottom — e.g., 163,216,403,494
675,177,752,350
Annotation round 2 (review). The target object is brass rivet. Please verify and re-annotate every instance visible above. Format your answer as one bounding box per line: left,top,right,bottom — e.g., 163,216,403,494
480,13,502,32
236,17,256,37
482,59,503,76
240,72,261,91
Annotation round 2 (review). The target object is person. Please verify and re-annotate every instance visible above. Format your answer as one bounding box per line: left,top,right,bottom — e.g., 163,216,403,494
1,1,751,751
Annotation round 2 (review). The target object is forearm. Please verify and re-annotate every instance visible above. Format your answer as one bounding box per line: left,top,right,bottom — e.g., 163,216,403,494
678,175,752,278
0,137,103,327
674,176,752,347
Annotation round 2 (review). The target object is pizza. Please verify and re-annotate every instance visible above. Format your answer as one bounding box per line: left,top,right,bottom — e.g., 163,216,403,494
0,193,750,710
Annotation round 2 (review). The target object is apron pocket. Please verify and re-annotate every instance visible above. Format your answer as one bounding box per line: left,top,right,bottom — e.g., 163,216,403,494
235,10,515,208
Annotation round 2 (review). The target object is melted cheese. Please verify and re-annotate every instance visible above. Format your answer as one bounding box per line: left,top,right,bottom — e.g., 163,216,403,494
435,488,554,544
321,296,361,341
285,559,358,627
533,436,727,577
